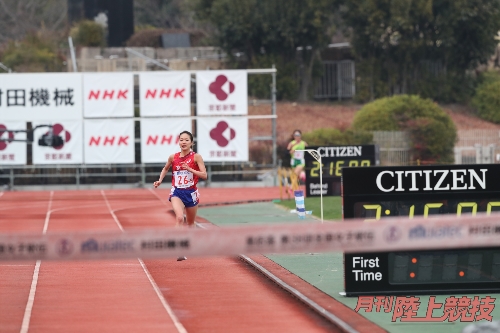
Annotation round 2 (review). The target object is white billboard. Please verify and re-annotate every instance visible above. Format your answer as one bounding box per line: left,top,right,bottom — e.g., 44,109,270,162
32,121,83,165
84,119,135,164
140,118,191,164
196,70,247,116
139,72,191,117
83,73,134,118
197,117,248,162
0,121,26,165
0,73,83,121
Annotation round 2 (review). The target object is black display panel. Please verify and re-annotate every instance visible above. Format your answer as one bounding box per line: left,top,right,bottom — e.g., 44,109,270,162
342,164,500,295
305,145,379,197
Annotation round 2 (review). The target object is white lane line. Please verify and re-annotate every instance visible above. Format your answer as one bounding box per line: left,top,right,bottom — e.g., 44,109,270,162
20,190,53,333
42,191,54,234
100,190,124,232
148,188,170,206
101,190,187,333
138,259,187,333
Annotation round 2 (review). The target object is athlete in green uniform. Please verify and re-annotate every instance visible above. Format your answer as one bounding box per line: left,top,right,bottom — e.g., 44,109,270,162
287,130,308,180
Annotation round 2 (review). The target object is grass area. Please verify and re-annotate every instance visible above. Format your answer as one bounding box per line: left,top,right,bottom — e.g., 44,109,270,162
276,196,342,221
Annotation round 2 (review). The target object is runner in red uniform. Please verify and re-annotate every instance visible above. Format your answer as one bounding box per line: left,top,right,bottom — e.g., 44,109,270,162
153,131,207,261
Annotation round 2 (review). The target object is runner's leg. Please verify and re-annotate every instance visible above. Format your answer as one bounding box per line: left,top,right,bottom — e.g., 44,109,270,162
185,206,198,227
171,197,185,227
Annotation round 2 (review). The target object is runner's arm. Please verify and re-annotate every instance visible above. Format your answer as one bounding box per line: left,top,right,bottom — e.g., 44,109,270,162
183,154,207,180
154,155,174,188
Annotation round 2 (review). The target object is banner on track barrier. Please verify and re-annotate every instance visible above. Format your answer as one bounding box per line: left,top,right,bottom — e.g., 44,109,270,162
83,119,135,164
1,213,500,262
140,117,192,163
196,70,248,116
196,117,249,162
0,121,27,165
0,73,83,121
83,73,134,118
32,120,84,164
139,72,191,117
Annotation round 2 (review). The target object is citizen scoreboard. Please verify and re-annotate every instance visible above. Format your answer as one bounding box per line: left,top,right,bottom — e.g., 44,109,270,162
305,145,379,197
342,164,500,296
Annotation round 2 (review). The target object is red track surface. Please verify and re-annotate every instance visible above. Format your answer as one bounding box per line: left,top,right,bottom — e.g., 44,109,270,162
0,188,356,332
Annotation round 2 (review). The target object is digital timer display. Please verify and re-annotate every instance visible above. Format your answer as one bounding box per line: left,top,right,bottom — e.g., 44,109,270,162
388,249,500,285
354,199,500,220
305,145,379,197
342,164,500,295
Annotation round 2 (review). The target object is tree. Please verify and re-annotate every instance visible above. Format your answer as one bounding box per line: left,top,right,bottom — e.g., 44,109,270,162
0,0,67,44
340,0,500,102
2,31,65,72
351,95,457,163
189,0,336,101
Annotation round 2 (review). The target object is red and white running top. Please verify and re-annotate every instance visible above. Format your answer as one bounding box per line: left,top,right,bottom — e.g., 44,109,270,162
171,151,200,190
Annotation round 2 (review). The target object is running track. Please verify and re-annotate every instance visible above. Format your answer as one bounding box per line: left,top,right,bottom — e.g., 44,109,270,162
0,188,356,332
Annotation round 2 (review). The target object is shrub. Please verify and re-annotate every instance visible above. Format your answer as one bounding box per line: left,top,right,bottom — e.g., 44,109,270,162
472,79,500,123
70,20,106,47
2,32,64,72
126,29,165,48
302,128,373,146
352,95,457,163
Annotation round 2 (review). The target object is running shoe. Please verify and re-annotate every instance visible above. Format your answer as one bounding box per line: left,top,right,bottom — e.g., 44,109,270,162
177,256,187,261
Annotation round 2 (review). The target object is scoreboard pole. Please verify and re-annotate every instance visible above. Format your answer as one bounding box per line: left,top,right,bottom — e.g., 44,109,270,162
297,149,323,223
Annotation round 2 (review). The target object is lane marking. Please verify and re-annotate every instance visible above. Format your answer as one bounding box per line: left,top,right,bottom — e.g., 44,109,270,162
101,190,187,333
100,190,124,232
20,190,53,333
195,222,358,333
138,258,188,333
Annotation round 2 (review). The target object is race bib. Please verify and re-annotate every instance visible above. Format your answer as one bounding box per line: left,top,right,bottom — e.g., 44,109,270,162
173,170,194,188
294,150,304,159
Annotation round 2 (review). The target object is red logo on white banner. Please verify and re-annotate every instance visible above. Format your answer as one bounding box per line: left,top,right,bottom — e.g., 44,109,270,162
88,90,129,100
210,121,236,147
146,135,180,145
88,136,129,146
209,75,235,101
144,89,185,99
43,123,71,150
0,124,14,151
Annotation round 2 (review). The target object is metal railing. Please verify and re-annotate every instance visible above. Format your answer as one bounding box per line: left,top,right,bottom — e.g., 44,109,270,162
0,163,277,190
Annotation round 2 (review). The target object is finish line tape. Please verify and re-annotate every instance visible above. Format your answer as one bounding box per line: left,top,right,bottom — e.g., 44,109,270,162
1,213,500,261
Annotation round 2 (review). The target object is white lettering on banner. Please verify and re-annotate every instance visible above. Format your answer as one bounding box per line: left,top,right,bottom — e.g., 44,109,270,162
196,70,248,116
317,146,362,157
376,169,487,192
139,72,191,117
2,213,500,261
83,73,134,118
0,73,83,121
83,119,135,164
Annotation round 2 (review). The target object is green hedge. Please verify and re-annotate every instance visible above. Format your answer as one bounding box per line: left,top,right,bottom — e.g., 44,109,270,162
302,128,373,146
472,78,500,124
70,20,106,47
352,95,457,163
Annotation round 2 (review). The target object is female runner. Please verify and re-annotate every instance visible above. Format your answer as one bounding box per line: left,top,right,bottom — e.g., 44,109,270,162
153,131,207,261
287,129,308,181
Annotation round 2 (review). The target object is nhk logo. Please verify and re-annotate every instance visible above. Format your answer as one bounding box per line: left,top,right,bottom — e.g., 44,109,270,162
144,89,185,99
87,90,129,100
146,135,180,145
89,136,129,146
